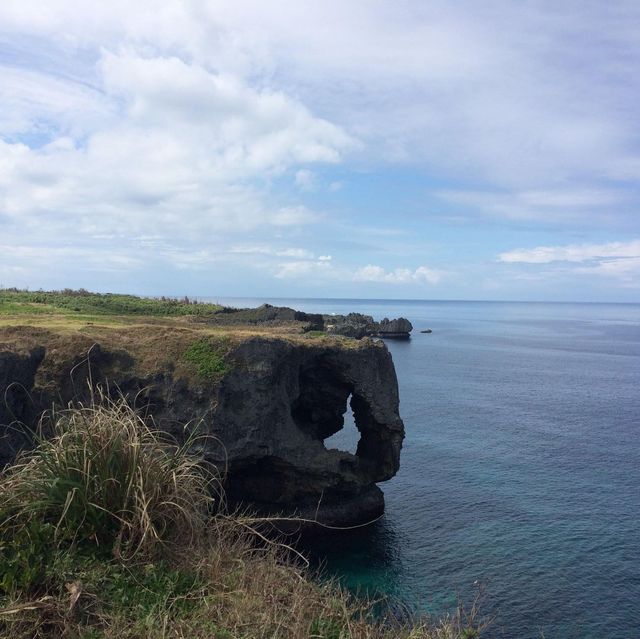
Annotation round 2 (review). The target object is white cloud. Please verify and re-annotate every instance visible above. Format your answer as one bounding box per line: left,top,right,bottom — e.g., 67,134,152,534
0,64,114,138
575,257,640,287
276,248,314,259
0,243,143,273
197,2,640,190
227,244,314,259
354,264,443,284
294,169,316,191
498,240,640,288
270,206,318,226
437,188,624,223
3,0,638,192
0,35,351,277
274,259,333,279
413,266,443,284
272,257,443,286
101,51,352,169
498,240,640,264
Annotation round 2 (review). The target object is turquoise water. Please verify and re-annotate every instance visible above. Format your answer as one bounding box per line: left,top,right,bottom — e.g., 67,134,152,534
210,298,640,638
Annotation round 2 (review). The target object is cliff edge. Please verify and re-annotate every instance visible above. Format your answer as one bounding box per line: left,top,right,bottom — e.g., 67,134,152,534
0,324,404,527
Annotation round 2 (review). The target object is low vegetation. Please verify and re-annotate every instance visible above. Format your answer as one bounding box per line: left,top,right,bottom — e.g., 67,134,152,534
0,399,486,638
305,330,327,338
184,337,231,381
0,288,223,317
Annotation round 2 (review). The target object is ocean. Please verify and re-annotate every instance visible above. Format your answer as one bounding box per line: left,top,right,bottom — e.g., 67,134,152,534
207,298,640,638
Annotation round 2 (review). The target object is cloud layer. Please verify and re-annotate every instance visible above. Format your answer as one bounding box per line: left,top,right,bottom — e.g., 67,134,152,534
354,265,443,285
0,1,638,298
498,240,640,288
499,241,640,264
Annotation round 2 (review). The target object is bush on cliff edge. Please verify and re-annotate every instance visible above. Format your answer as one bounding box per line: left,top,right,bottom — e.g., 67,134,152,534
0,398,486,639
0,395,217,562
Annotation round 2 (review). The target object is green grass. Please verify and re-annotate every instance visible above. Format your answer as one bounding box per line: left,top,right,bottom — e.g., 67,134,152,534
1,541,207,636
0,301,70,315
0,288,223,317
183,338,230,381
88,559,203,622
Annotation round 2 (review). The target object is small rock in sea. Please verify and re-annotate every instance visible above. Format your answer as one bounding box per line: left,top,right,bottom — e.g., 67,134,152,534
420,329,432,333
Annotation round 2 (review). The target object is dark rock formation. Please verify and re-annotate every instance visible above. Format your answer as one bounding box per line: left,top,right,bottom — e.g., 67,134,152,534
0,347,45,461
206,304,324,331
219,338,403,523
323,313,378,339
0,330,404,527
207,304,412,339
325,314,413,339
377,317,413,339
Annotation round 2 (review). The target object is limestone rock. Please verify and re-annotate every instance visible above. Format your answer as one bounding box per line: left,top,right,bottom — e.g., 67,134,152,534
0,329,404,527
324,313,377,339
207,304,324,331
377,317,413,339
324,313,413,339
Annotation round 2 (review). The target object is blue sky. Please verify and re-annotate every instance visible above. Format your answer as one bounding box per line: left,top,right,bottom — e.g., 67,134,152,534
0,1,639,301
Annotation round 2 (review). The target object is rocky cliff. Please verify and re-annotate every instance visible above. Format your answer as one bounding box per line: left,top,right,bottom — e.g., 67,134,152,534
0,326,404,527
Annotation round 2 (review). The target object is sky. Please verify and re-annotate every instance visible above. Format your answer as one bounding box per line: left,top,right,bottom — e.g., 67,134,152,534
0,1,639,302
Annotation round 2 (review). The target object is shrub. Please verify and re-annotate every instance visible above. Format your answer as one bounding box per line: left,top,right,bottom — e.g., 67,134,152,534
0,288,224,317
183,338,230,381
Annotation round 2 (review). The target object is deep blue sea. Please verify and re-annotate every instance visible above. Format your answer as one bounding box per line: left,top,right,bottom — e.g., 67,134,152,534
209,298,640,638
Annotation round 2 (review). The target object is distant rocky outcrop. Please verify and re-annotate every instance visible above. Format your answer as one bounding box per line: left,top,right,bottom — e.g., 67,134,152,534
204,304,413,339
377,317,413,339
324,314,413,339
207,304,324,331
0,327,404,527
323,313,378,339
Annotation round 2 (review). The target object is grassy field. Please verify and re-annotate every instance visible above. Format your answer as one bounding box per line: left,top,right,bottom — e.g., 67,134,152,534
0,289,350,354
0,288,223,318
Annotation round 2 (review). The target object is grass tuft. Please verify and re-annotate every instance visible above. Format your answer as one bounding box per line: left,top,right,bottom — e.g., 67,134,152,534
0,394,217,566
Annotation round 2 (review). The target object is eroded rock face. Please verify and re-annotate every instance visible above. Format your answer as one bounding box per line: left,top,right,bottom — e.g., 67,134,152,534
324,313,378,339
216,338,404,523
203,304,324,331
0,331,404,526
377,317,413,339
0,347,45,463
325,314,413,339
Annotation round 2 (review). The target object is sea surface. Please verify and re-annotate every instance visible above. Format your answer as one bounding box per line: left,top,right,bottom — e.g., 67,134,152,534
207,298,640,638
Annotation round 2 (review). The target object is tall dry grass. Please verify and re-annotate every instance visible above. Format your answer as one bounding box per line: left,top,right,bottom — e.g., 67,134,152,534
0,393,219,558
